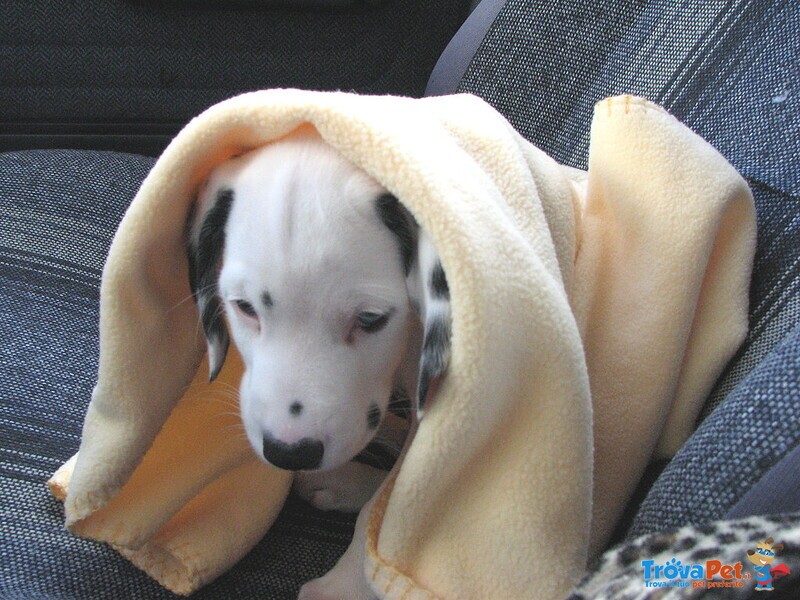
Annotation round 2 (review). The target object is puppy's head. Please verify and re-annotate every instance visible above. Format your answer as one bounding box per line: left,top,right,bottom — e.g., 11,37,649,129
186,131,448,472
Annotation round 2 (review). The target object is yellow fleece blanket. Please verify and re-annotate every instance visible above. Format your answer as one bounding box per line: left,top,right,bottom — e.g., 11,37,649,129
48,90,755,599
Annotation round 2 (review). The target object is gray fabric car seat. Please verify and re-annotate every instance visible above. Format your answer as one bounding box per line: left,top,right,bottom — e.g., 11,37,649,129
1,1,798,598
0,0,470,156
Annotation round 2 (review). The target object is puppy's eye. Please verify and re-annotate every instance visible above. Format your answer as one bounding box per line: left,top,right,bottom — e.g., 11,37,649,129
355,311,389,333
233,299,257,318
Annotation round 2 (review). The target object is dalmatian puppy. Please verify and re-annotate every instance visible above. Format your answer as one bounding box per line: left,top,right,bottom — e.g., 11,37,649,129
186,130,451,599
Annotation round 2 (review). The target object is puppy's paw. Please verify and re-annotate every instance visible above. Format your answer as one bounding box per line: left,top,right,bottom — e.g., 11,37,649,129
293,461,386,513
298,575,376,600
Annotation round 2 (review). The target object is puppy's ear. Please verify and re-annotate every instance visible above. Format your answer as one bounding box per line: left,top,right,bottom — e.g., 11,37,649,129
412,230,451,419
186,188,235,381
374,193,452,419
374,193,416,276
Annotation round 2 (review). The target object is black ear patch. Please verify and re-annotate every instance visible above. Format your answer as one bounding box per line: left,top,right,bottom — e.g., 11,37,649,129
187,188,235,381
417,315,451,414
412,230,452,419
430,261,449,299
375,193,417,275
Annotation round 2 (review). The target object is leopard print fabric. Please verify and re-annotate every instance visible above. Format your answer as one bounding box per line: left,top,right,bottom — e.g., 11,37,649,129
569,513,800,599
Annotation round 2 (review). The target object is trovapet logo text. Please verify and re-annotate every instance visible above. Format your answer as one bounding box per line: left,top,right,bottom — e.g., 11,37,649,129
642,558,750,590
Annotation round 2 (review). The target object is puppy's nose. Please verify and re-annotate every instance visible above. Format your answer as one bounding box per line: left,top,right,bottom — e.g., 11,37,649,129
261,432,324,471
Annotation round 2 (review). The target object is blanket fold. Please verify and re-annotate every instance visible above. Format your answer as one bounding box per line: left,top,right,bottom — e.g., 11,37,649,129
47,90,754,599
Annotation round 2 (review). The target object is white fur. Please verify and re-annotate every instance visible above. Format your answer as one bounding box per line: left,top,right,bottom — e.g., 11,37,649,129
191,131,442,599
195,133,415,470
